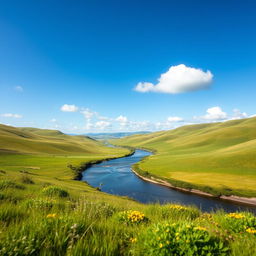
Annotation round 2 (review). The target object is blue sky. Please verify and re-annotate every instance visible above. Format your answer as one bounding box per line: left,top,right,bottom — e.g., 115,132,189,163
0,0,256,133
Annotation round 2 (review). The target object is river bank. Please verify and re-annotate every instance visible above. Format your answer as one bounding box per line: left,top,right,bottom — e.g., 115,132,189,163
131,167,256,207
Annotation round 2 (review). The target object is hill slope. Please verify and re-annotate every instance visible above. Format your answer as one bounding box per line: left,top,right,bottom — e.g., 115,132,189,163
113,117,256,197
0,124,121,155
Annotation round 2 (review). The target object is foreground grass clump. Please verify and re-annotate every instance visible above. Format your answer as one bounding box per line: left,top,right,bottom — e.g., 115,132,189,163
133,222,229,256
0,180,24,190
42,186,69,198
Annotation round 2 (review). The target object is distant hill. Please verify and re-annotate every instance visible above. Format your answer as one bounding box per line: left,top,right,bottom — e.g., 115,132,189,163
0,124,118,155
113,117,256,197
83,131,151,140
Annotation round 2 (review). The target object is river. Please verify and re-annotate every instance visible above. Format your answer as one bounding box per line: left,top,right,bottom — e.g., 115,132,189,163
82,149,256,212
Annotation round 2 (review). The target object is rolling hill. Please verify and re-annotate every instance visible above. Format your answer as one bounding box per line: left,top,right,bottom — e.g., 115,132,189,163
0,124,123,155
113,117,256,197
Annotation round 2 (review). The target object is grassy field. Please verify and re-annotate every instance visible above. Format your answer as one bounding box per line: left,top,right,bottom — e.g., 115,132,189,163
0,124,256,255
112,117,256,197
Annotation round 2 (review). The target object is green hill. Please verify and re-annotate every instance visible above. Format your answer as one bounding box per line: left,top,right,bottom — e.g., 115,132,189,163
0,124,121,155
0,123,131,183
113,117,256,197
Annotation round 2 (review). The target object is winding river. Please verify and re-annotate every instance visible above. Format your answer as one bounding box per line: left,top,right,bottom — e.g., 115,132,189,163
82,149,256,212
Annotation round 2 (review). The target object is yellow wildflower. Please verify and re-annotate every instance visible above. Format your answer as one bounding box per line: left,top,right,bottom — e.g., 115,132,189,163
246,228,256,234
194,226,207,231
227,213,245,219
159,243,163,248
130,237,137,243
46,213,57,218
170,204,187,210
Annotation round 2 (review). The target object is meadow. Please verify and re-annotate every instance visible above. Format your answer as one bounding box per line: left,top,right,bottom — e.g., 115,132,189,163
113,117,256,197
0,124,256,255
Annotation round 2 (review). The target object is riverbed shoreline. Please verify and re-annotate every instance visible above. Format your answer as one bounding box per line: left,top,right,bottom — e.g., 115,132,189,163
131,167,256,207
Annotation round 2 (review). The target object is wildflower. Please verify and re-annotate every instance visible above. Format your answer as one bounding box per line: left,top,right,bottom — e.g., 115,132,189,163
130,237,137,243
194,226,207,231
169,204,187,210
226,213,245,219
46,213,57,218
246,228,256,234
159,243,163,248
127,210,145,223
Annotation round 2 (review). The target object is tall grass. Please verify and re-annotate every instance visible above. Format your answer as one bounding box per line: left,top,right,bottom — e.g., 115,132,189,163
0,188,255,255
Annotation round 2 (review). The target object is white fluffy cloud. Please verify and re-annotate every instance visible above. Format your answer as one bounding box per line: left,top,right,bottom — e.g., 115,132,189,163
60,104,78,112
202,107,227,120
1,113,22,118
135,64,213,94
167,116,184,122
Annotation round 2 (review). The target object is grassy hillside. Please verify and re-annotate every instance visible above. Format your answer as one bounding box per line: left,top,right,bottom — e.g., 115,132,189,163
0,124,126,155
0,124,133,184
113,117,256,197
0,124,256,255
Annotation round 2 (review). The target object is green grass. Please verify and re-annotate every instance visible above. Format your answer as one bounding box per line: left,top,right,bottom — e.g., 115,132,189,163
0,124,255,255
112,117,256,197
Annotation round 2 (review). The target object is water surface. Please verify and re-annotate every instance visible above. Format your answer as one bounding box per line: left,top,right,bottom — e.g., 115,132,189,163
82,149,256,212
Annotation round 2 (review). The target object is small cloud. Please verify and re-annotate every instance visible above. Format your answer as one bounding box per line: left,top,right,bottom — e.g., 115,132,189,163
85,121,94,130
194,106,227,122
167,116,184,122
50,118,57,122
80,108,95,119
95,121,111,130
116,115,128,123
1,113,23,118
60,104,78,112
116,115,129,128
14,86,23,92
203,106,227,120
135,64,213,94
232,109,248,119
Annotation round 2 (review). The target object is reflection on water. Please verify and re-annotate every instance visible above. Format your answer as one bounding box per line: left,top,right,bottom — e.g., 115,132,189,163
82,149,256,213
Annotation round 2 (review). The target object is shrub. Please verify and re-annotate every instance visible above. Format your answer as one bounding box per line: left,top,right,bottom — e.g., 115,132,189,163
135,222,229,256
42,186,69,198
117,210,148,225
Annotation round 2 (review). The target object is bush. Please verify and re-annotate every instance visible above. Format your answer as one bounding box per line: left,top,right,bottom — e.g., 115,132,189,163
135,222,229,256
42,186,69,198
116,210,148,225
